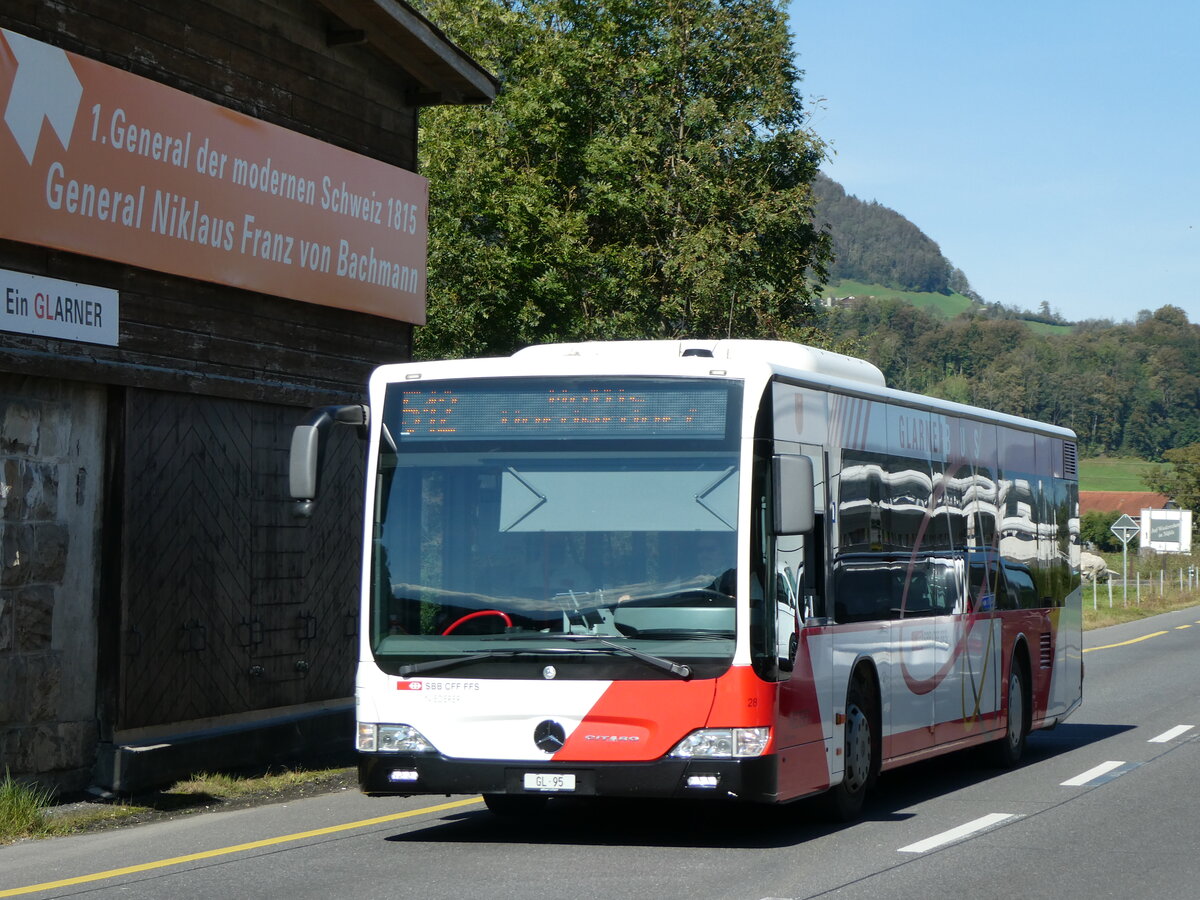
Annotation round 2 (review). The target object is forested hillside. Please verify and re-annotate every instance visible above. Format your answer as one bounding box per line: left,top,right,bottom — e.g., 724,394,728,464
822,300,1200,459
813,174,974,298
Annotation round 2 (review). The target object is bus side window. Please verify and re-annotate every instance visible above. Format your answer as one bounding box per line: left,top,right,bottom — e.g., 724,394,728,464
833,560,894,623
991,561,1015,611
967,555,1006,612
902,568,932,616
928,561,955,614
1004,562,1038,609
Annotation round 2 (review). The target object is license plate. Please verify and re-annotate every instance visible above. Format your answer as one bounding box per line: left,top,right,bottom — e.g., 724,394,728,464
523,773,575,792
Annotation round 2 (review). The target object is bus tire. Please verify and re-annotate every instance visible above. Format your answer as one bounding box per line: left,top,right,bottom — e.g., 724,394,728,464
992,655,1029,768
824,674,876,821
483,793,548,818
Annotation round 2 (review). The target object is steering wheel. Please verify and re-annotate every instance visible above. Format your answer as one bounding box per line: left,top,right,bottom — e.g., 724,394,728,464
441,609,513,635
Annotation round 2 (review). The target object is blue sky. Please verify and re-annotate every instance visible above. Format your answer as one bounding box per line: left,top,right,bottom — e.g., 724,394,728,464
788,0,1200,324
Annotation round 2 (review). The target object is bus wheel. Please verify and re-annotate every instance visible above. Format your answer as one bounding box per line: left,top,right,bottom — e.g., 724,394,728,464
825,677,875,821
993,659,1029,768
483,793,548,818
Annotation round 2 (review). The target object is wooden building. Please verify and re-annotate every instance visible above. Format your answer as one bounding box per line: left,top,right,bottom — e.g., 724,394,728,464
0,1,495,792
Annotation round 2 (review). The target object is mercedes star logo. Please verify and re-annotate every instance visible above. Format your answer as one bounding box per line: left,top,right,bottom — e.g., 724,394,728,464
534,719,566,753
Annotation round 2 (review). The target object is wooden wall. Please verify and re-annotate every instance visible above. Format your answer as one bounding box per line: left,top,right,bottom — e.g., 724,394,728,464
0,0,423,404
0,0,418,168
0,239,410,408
0,0,440,774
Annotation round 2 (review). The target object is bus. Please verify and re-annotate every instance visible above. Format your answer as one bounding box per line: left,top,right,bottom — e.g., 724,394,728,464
289,339,1083,818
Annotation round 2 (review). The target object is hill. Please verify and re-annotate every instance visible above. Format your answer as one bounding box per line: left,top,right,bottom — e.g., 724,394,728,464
810,181,1198,465
813,175,964,296
812,174,1074,331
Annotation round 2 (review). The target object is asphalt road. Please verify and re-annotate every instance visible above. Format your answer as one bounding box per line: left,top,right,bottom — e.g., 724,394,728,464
4,605,1199,900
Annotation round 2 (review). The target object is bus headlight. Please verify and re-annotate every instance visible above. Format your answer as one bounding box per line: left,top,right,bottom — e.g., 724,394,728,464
358,723,436,754
668,727,771,759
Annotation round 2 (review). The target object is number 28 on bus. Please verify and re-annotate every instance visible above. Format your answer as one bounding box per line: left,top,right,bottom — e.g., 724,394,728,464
290,339,1083,820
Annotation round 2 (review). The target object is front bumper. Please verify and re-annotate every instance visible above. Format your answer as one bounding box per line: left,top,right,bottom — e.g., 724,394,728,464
359,752,781,803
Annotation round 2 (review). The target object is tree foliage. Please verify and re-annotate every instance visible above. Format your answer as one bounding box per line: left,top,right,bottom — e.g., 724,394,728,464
412,0,832,359
1081,510,1123,552
1143,444,1200,511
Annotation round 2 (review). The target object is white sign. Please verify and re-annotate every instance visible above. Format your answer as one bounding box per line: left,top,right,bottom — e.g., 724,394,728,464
1,267,118,346
1141,508,1192,554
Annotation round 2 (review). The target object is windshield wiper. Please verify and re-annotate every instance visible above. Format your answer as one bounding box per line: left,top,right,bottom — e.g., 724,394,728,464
487,632,693,679
397,639,692,680
594,640,692,679
397,651,521,677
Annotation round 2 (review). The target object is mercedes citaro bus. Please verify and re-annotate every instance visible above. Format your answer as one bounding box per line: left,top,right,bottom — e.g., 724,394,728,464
290,340,1082,818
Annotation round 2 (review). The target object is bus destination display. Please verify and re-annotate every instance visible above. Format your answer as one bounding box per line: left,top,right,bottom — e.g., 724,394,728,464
391,379,732,441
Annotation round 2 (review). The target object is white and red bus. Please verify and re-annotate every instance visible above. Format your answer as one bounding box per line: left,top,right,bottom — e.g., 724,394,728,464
291,339,1083,818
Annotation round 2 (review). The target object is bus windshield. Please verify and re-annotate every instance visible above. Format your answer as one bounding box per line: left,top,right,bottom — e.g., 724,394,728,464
369,376,743,679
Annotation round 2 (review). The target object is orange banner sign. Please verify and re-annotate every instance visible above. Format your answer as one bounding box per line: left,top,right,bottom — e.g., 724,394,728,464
0,29,428,323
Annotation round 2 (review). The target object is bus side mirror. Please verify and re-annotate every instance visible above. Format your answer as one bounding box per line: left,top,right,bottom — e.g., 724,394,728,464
773,455,814,535
289,404,368,518
289,424,322,508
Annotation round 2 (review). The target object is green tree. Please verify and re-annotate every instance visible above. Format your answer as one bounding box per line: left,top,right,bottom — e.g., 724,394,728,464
412,0,832,359
1081,510,1121,552
1143,443,1200,512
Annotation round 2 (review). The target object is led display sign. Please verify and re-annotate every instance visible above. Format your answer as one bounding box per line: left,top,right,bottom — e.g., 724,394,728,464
388,378,737,442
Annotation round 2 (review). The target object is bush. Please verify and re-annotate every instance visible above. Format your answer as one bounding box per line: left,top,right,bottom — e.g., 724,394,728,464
1081,510,1124,552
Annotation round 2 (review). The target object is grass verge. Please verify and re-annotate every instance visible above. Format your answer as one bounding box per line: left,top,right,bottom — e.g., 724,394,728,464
0,770,55,841
1082,585,1199,629
0,764,356,845
1083,550,1200,629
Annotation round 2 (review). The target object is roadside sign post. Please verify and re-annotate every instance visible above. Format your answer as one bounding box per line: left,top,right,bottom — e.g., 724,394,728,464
1110,514,1141,607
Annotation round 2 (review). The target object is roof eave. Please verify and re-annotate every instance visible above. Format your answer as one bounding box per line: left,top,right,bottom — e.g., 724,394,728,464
317,0,498,106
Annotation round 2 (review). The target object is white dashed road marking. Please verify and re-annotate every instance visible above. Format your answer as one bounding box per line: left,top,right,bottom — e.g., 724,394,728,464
1148,725,1194,743
898,813,1019,854
1061,760,1137,786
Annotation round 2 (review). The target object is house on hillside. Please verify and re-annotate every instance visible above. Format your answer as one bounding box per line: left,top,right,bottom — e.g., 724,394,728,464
821,295,863,309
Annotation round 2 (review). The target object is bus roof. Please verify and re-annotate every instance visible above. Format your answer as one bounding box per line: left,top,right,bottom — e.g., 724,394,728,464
507,339,1074,442
512,340,888,388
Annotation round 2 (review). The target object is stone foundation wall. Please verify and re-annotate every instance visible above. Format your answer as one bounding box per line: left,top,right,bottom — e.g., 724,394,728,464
0,375,105,791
